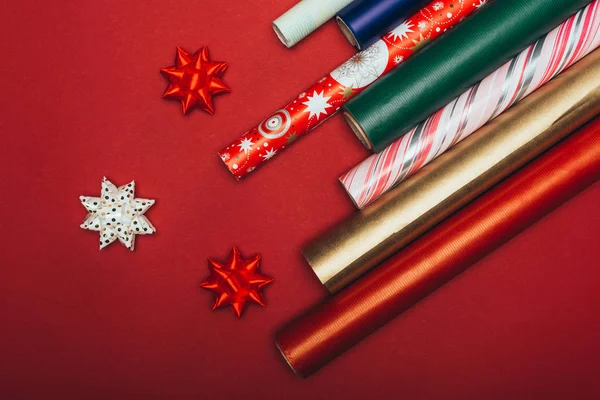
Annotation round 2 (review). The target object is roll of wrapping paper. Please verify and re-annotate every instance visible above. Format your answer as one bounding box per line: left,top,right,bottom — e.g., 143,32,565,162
277,117,600,378
219,0,481,180
343,0,593,152
272,0,354,48
303,48,600,294
341,0,600,209
336,0,430,49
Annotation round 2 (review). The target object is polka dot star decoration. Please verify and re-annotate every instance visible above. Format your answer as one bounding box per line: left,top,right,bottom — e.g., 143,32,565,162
79,177,156,250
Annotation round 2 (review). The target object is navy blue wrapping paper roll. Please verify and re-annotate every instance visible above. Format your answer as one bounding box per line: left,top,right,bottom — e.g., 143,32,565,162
336,0,430,49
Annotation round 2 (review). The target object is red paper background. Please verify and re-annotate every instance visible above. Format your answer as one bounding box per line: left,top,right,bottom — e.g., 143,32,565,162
1,1,599,398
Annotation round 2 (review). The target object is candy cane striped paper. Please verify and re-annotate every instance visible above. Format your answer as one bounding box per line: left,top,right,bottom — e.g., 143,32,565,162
340,0,600,208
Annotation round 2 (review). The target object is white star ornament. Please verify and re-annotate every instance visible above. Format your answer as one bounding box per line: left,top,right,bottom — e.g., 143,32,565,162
79,177,156,251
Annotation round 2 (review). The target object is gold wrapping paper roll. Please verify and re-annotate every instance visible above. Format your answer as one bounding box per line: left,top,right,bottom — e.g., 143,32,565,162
303,49,600,294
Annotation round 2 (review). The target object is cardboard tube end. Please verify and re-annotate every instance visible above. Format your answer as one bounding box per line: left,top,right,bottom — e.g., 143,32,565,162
301,247,328,286
338,176,362,209
275,339,306,378
272,22,293,48
344,110,373,150
217,152,242,181
336,16,360,49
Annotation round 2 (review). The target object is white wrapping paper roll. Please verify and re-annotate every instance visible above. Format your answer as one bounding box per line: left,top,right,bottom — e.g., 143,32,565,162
273,0,354,48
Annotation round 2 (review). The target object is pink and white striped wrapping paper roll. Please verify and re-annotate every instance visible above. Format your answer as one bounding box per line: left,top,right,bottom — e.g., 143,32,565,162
340,0,600,209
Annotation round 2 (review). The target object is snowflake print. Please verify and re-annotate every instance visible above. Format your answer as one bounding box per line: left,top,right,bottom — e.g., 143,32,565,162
474,0,487,8
432,2,444,11
334,45,383,87
220,152,231,162
418,21,428,31
394,55,404,64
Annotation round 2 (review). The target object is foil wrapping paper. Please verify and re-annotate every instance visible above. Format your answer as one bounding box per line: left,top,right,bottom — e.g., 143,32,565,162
220,0,480,180
341,1,600,208
272,0,354,48
342,0,593,152
336,0,429,49
277,116,600,378
303,49,600,294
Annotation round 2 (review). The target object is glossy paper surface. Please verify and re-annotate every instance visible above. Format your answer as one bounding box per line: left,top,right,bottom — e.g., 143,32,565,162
304,49,600,294
220,0,480,179
278,117,600,378
341,1,600,208
343,0,593,152
336,0,429,49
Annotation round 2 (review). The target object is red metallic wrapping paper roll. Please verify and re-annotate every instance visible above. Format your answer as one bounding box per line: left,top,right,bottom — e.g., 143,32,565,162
275,118,600,378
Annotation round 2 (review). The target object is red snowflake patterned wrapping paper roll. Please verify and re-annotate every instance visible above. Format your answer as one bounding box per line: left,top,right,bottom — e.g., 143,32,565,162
218,0,484,180
340,0,600,208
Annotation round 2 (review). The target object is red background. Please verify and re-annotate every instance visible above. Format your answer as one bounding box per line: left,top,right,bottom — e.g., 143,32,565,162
1,1,599,398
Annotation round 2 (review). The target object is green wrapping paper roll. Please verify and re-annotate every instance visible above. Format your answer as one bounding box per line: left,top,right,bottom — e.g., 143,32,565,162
343,0,593,152
304,48,600,294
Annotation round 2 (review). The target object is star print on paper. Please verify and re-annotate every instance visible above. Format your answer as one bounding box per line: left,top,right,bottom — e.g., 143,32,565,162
218,0,482,181
199,247,274,318
160,46,230,115
286,132,298,144
474,0,487,8
339,85,356,99
261,148,277,160
387,21,414,42
79,177,155,251
411,34,430,52
302,90,333,120
238,137,254,153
